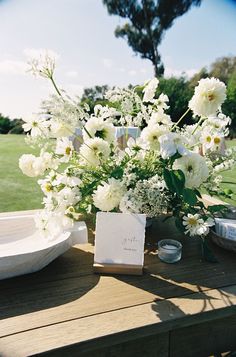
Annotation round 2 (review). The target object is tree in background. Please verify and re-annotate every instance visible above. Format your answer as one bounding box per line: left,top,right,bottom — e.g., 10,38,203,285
223,71,236,137
103,0,201,77
209,56,236,84
80,85,111,113
0,114,24,134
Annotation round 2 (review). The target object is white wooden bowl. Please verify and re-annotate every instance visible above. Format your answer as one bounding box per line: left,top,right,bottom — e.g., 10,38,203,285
0,213,87,280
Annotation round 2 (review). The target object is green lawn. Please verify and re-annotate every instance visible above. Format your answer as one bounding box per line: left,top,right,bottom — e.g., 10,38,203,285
219,139,236,206
0,135,43,212
0,134,235,212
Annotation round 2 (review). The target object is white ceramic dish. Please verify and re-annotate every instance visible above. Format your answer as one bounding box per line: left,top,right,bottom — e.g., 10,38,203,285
0,213,88,280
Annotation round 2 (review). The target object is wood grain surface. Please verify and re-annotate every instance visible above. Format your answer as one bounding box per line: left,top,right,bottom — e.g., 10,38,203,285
0,209,235,357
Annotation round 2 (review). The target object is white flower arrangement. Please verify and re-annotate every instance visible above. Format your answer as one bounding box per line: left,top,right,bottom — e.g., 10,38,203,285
20,51,236,248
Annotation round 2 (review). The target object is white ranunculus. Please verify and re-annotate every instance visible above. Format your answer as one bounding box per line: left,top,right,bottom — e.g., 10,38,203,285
140,124,168,150
173,152,209,188
55,137,74,162
80,137,111,166
93,178,125,211
19,154,46,177
189,77,226,117
83,117,115,143
159,133,188,159
143,78,159,103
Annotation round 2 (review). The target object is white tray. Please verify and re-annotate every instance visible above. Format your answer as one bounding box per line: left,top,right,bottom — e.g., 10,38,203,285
0,213,88,280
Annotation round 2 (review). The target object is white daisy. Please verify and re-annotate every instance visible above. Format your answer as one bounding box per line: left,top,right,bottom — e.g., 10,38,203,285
55,137,74,162
183,214,214,237
22,116,49,137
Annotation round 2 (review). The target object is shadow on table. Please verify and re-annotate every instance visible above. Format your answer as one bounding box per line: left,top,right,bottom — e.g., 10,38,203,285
0,247,99,320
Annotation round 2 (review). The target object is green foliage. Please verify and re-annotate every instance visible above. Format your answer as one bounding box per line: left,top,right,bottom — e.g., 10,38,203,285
223,70,236,137
0,114,24,134
182,188,198,205
80,85,111,113
163,168,185,196
157,77,194,123
103,0,201,77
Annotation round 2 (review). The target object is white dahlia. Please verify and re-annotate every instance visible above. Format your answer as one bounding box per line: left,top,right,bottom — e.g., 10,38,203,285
189,77,226,117
93,178,125,211
80,137,111,166
173,152,209,188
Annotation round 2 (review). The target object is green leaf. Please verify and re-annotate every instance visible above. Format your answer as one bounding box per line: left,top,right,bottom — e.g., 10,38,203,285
207,204,228,214
163,168,175,192
164,169,185,196
201,239,218,263
170,152,182,166
183,188,198,206
194,189,202,198
170,170,185,196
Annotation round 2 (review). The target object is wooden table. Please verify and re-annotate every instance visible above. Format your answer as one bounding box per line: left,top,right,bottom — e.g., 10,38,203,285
0,210,236,357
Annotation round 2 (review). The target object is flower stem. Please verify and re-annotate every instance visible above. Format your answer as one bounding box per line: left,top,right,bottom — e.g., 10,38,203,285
171,108,190,131
83,126,93,139
191,116,205,135
50,75,64,99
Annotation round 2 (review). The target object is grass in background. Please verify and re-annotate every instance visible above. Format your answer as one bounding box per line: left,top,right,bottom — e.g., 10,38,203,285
0,135,235,212
219,139,236,206
0,134,43,212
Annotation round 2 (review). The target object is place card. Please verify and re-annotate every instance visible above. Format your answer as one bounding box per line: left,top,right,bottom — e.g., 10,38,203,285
93,212,146,275
215,218,236,240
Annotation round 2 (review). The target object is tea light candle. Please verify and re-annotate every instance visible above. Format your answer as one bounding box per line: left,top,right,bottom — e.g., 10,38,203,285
158,239,182,263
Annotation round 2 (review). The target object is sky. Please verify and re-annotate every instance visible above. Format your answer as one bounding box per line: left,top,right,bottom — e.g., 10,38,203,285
0,0,236,119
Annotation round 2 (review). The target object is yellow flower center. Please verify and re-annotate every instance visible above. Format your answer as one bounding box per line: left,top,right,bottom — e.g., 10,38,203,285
45,183,52,192
188,218,198,226
208,93,215,101
206,136,211,143
65,147,71,155
214,137,221,145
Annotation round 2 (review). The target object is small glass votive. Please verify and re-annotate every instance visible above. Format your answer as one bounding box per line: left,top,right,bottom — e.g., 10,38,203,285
158,239,182,263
